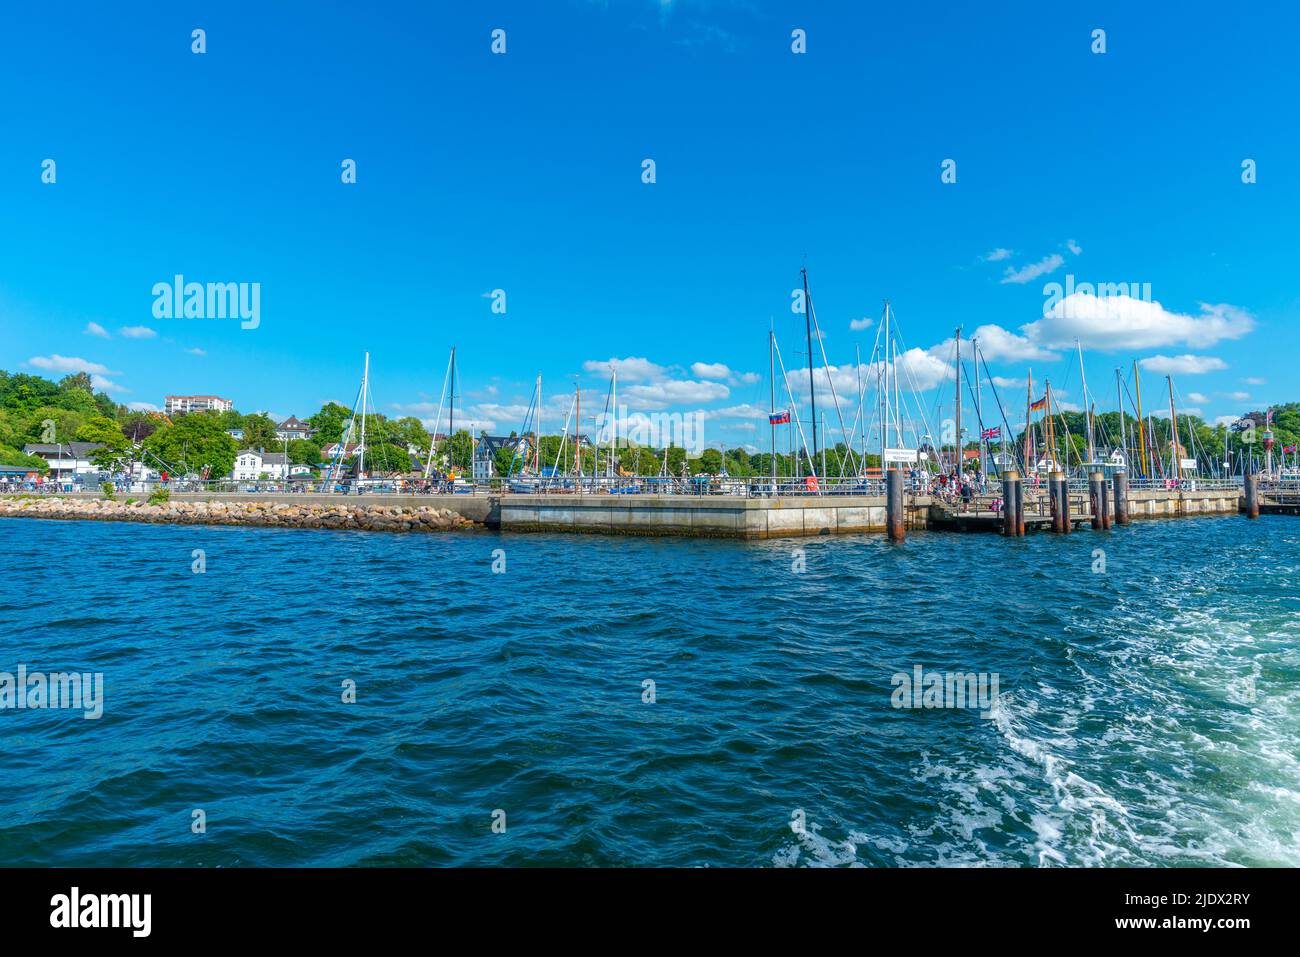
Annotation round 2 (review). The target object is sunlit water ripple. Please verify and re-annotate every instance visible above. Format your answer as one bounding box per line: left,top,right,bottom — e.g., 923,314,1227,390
0,513,1296,867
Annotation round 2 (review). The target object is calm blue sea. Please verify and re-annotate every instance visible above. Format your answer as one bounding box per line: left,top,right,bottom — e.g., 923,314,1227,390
0,514,1296,867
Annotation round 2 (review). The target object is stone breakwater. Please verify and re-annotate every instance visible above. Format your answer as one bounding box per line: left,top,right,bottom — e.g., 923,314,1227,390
0,496,478,532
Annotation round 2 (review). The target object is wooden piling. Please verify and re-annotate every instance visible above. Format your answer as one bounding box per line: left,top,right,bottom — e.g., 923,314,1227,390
1049,471,1066,533
1002,470,1019,537
1015,475,1026,536
886,468,906,541
1058,474,1071,533
1100,476,1111,529
1244,472,1260,519
1089,472,1105,530
1112,470,1130,525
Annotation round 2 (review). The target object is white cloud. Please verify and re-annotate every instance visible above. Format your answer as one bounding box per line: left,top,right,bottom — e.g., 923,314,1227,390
690,361,731,380
1227,391,1250,401
127,402,161,412
1001,254,1064,284
83,322,110,339
849,317,874,331
1066,239,1082,255
1138,354,1227,375
981,248,1013,262
1023,296,1255,350
1214,415,1239,427
990,376,1025,389
1244,376,1265,386
91,375,128,393
622,379,730,409
185,347,207,356
119,325,157,339
581,356,665,381
931,324,1055,363
1187,392,1211,404
736,371,760,385
27,354,117,375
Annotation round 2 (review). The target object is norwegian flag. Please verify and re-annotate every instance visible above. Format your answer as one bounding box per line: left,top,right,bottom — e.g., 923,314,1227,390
981,426,1001,440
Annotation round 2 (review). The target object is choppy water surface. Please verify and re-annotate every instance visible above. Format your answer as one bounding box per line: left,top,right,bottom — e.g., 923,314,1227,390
0,513,1296,867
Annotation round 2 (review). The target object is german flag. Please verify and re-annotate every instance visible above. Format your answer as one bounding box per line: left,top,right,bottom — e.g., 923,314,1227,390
1029,396,1047,412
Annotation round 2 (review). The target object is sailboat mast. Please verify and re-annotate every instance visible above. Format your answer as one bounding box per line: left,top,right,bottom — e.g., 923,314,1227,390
608,367,617,478
575,381,581,477
881,302,890,470
973,336,984,477
770,329,777,485
953,326,962,476
535,374,542,474
1078,340,1095,465
1115,368,1127,470
802,268,818,470
358,351,369,477
1024,372,1034,476
1168,375,1181,482
1133,359,1149,477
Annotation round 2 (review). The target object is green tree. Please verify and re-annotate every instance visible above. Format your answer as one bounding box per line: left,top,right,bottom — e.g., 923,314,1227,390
287,439,322,465
145,414,238,478
239,413,279,450
308,402,353,445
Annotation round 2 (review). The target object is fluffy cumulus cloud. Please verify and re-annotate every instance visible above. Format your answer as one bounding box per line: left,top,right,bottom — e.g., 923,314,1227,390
690,361,731,380
1138,354,1228,375
622,378,729,409
849,317,874,331
83,322,110,339
1187,392,1211,405
119,325,157,339
930,324,1055,363
1022,296,1255,351
981,248,1013,262
127,401,160,412
581,356,664,381
1001,254,1064,285
28,354,117,375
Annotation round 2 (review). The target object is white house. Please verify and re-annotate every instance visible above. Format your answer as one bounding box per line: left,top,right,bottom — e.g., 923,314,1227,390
233,449,289,480
165,395,233,415
22,443,105,482
275,416,315,442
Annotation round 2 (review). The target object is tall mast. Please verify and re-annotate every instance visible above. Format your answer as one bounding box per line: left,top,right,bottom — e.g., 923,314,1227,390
574,381,581,477
1045,380,1056,470
802,268,818,470
973,335,984,476
535,374,543,474
953,326,962,476
1078,339,1095,465
1024,371,1034,475
448,345,456,446
854,343,863,475
358,351,369,477
1167,375,1181,481
1115,367,1127,468
881,301,890,469
769,328,777,485
608,366,617,477
1133,359,1149,477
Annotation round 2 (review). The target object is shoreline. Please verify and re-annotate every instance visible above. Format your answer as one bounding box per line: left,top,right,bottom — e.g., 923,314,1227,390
0,496,478,533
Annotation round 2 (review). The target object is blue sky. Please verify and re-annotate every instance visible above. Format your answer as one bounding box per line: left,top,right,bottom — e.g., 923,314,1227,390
2,0,1295,449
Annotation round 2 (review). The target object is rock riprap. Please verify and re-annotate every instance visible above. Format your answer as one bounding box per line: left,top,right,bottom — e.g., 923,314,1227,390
0,497,477,532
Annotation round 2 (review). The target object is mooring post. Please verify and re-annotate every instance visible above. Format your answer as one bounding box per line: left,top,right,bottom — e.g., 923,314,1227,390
1059,473,1072,533
1002,470,1018,537
1015,474,1026,536
1244,471,1259,519
1112,469,1129,526
886,467,905,542
1100,475,1111,529
1089,471,1105,530
1049,470,1066,533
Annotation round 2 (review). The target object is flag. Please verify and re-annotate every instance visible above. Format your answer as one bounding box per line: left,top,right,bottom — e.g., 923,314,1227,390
981,426,1001,440
769,410,790,425
1285,444,1297,454
1029,396,1047,412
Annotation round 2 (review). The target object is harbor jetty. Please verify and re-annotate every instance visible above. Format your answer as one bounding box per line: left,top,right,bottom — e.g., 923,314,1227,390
0,475,1268,539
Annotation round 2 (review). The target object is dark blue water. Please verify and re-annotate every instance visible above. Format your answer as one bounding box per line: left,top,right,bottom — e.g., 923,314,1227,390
1,514,1296,867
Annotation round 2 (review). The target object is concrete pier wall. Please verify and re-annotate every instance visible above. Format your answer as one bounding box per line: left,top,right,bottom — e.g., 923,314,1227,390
498,493,931,539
